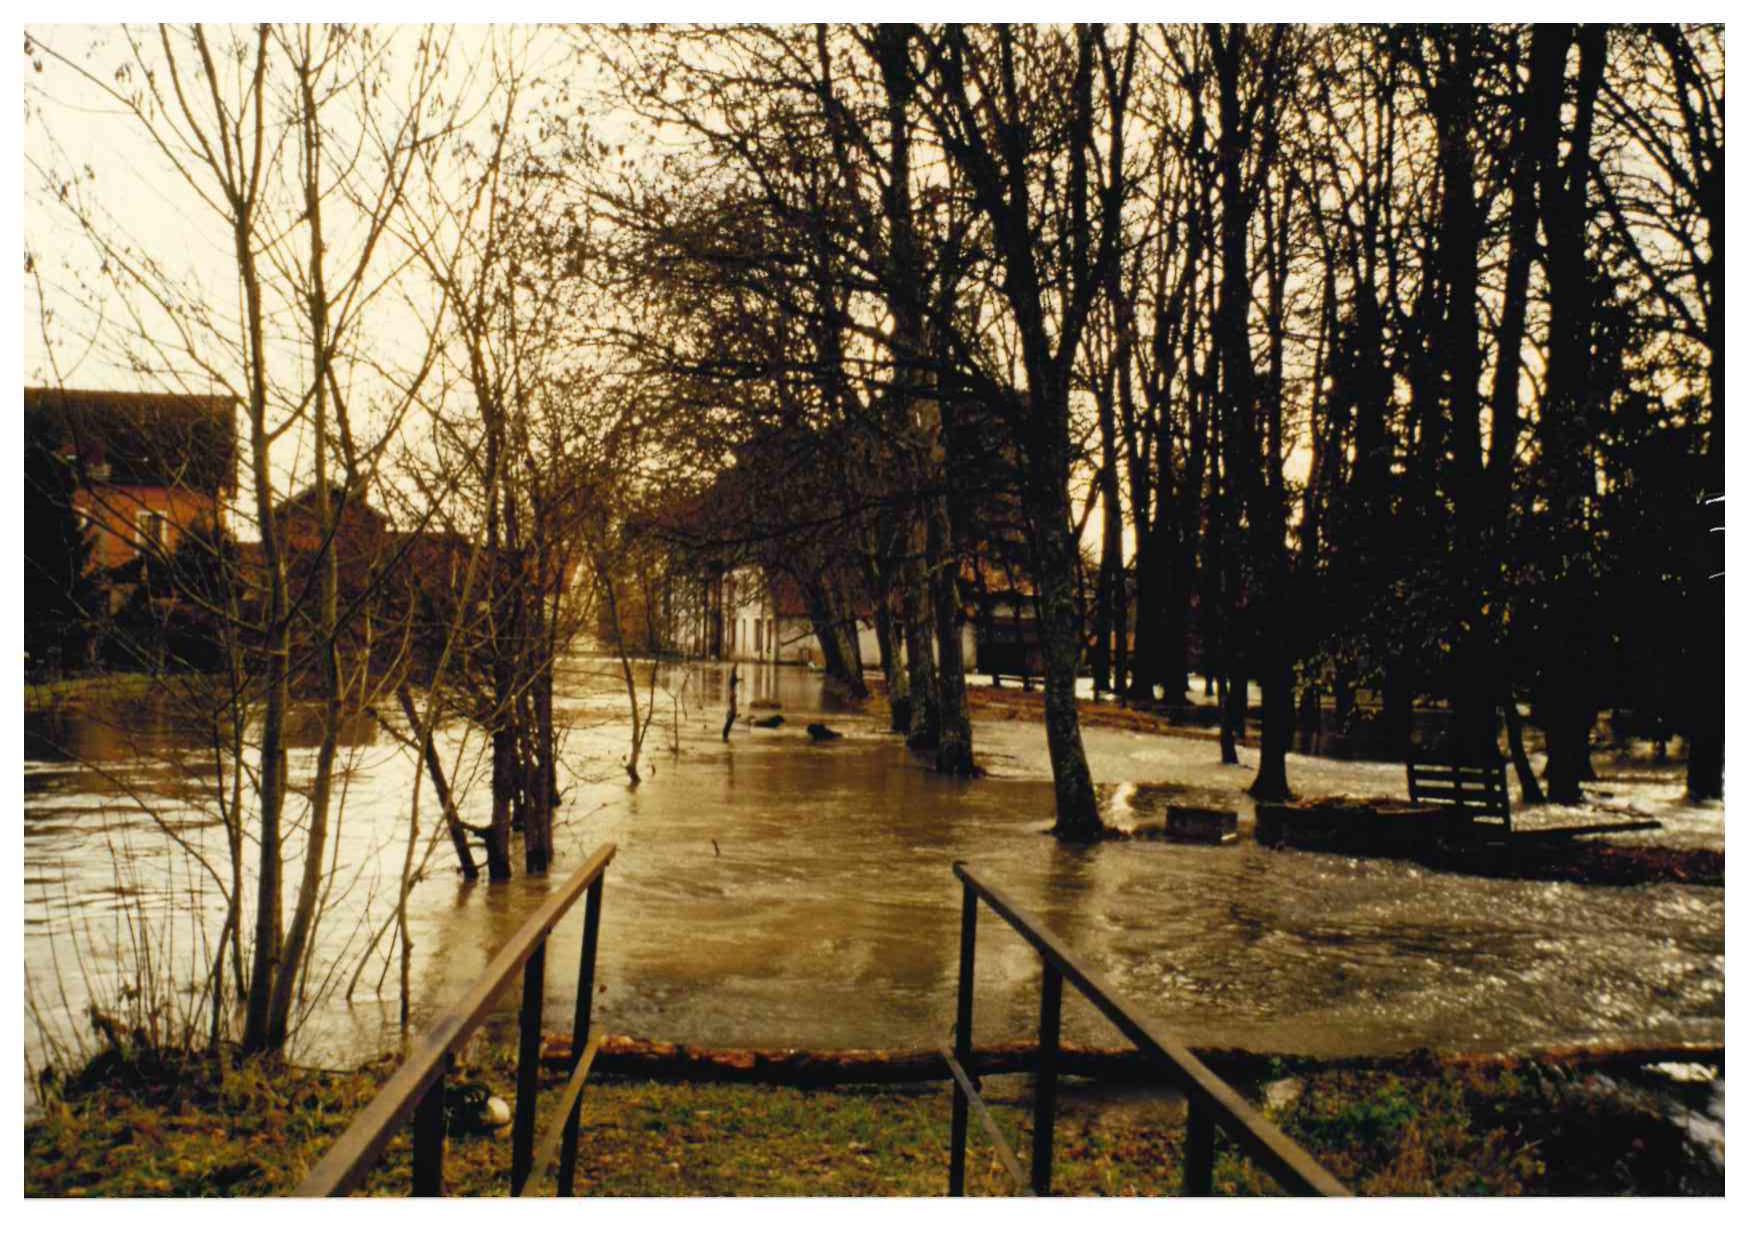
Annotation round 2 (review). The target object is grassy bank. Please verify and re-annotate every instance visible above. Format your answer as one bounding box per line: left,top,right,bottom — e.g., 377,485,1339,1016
23,671,186,711
25,1042,1721,1197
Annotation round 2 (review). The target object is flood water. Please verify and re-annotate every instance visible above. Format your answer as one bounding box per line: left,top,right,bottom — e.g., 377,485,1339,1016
23,658,1724,1072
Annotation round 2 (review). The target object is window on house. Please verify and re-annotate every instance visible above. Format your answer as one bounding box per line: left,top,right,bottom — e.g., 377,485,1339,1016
754,617,764,657
135,508,166,551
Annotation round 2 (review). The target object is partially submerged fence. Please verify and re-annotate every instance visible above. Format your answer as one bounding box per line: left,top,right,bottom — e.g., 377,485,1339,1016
943,861,1349,1197
296,843,616,1197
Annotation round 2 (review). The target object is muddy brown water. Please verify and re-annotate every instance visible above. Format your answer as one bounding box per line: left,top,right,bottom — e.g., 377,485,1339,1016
23,659,1723,1072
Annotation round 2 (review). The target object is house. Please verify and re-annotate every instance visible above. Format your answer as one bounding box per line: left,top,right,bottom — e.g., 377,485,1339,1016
672,564,801,664
24,387,237,572
674,568,727,659
676,560,979,675
681,563,779,661
271,482,394,596
961,555,1044,678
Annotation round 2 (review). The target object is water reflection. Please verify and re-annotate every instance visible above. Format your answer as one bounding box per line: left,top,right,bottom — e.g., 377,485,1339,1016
23,657,1724,1071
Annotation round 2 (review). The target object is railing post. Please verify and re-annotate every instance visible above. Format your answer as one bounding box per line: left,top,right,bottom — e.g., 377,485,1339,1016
411,1054,450,1197
1184,1098,1214,1196
558,872,605,1197
947,876,977,1197
1031,962,1062,1196
510,941,547,1195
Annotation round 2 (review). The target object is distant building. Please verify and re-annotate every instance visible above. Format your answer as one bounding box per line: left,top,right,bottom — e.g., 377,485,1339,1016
962,557,1044,679
24,387,237,572
676,562,977,673
270,482,394,599
682,564,783,663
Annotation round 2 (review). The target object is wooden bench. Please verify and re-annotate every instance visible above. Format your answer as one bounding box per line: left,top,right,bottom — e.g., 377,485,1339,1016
1406,752,1512,834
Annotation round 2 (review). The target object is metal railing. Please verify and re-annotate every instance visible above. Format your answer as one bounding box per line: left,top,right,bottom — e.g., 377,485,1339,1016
944,861,1349,1198
296,842,616,1197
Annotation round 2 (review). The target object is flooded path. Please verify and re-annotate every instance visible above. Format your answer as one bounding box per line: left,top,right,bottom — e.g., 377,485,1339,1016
23,659,1723,1070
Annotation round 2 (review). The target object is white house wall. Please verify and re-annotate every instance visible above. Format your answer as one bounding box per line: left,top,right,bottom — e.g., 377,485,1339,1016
722,567,778,663
676,569,978,675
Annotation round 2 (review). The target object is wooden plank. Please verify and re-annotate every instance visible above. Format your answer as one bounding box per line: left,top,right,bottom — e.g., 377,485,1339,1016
956,863,1350,1197
1184,1099,1214,1195
510,943,547,1194
1418,796,1508,816
541,1035,1722,1083
558,876,605,1196
1031,965,1062,1196
941,1048,1033,1196
1511,820,1662,841
948,883,978,1197
410,1058,448,1197
525,1032,604,1189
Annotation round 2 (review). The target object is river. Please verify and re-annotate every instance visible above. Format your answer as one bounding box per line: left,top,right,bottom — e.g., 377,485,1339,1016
23,657,1724,1072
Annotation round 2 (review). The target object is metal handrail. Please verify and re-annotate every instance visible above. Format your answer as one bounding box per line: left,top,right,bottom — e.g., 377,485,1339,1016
946,861,1349,1198
296,842,616,1197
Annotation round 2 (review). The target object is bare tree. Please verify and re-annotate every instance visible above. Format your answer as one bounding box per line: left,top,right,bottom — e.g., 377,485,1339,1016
27,21,461,1052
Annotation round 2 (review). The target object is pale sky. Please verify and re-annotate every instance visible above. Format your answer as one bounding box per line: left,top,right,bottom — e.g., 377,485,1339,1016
22,23,587,537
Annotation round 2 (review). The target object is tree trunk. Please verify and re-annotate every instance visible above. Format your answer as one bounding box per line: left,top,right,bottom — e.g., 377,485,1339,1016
1382,660,1413,760
874,596,911,734
267,144,340,1044
1124,523,1158,704
1023,385,1103,840
1431,28,1494,759
802,577,860,695
1219,670,1244,765
1248,163,1295,804
900,533,940,750
1297,683,1321,755
396,683,479,879
1686,85,1724,801
1209,24,1290,798
487,719,516,880
1486,29,1568,772
1536,24,1607,804
1503,693,1545,805
722,662,739,741
526,537,562,871
1092,387,1123,697
240,222,290,1052
926,483,974,775
1033,508,1103,838
830,580,869,698
1332,664,1356,735
1542,698,1594,804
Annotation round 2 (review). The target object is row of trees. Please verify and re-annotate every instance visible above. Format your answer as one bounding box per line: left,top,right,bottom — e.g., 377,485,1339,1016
588,22,1723,831
23,22,1723,1054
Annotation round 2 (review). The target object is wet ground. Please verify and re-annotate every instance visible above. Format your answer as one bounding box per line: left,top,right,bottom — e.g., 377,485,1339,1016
23,659,1723,1071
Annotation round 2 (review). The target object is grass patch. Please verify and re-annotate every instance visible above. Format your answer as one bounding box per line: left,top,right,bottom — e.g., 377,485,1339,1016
24,1045,1722,1197
23,672,183,710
